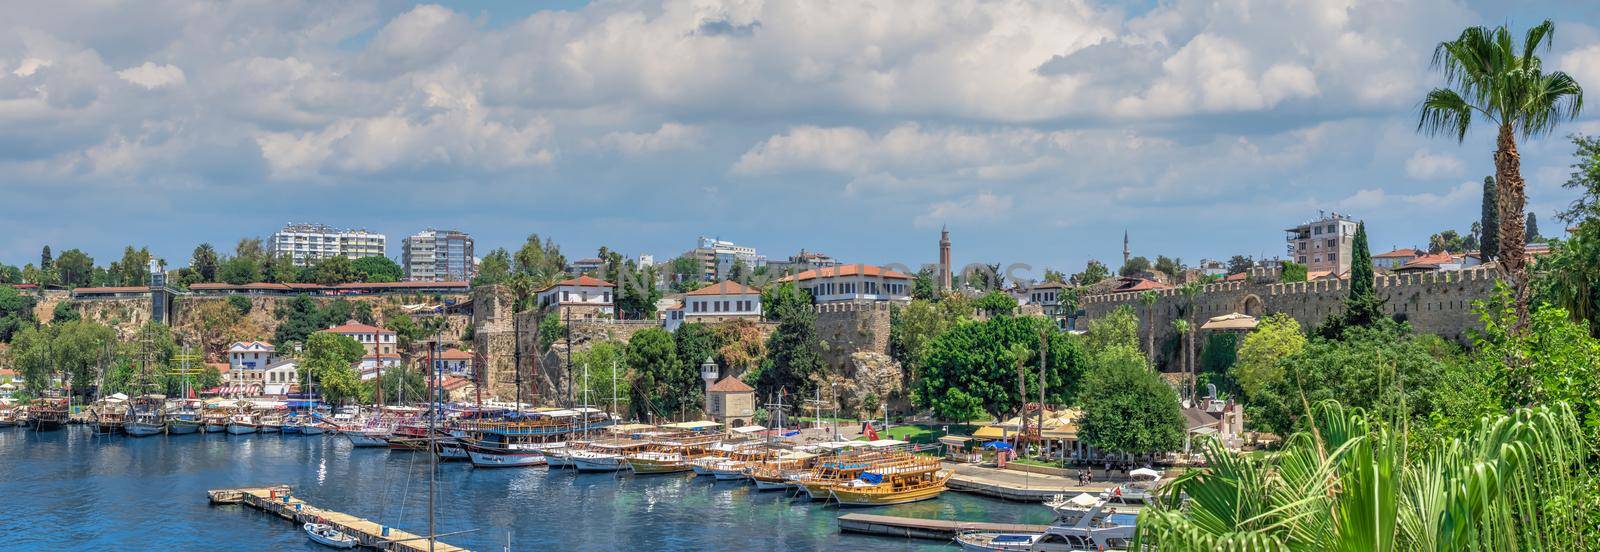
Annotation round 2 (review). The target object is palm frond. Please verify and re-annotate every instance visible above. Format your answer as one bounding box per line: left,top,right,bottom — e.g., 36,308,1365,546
1417,89,1475,141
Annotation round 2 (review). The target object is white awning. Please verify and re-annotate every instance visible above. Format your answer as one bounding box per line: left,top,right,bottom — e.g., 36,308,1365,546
729,425,766,434
864,439,908,448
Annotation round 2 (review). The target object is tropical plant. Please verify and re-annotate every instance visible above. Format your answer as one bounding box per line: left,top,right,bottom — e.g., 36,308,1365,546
1419,19,1584,332
1138,291,1159,365
1134,401,1595,550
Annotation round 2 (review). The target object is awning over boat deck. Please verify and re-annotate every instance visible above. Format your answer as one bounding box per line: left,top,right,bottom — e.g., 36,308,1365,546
661,420,722,430
608,423,655,433
862,439,908,448
728,425,767,434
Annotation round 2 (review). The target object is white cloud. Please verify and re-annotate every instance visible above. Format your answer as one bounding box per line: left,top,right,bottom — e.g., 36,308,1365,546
1338,181,1477,211
1560,43,1600,96
1404,150,1464,180
12,57,52,77
116,62,185,89
591,123,705,157
915,191,1015,228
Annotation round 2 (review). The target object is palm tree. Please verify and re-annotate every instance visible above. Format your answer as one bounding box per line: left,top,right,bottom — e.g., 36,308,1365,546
1169,319,1191,399
1178,283,1203,395
1134,401,1590,549
1418,20,1584,331
1138,291,1159,367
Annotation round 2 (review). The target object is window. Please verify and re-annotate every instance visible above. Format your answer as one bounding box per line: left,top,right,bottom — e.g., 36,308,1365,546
1314,226,1323,235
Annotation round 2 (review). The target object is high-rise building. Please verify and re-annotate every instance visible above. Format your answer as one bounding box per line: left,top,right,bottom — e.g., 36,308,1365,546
1285,212,1359,277
267,223,387,267
402,229,475,282
766,249,838,276
682,237,764,281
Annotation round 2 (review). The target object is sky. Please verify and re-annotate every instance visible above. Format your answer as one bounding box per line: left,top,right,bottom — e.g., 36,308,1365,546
3,0,1600,279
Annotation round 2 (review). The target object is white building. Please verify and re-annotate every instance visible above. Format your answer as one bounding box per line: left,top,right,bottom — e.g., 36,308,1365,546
536,275,615,319
431,349,474,377
401,229,475,282
767,249,839,276
263,359,299,397
227,341,276,372
324,321,397,356
1028,281,1071,318
356,353,403,381
681,280,762,324
776,264,912,303
1284,213,1359,277
683,237,765,282
268,222,388,267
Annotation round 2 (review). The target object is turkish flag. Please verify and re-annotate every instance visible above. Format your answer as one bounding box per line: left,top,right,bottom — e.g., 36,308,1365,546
863,423,879,441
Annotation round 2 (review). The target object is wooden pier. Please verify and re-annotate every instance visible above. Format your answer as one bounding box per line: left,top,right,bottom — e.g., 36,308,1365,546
836,513,1048,540
207,486,469,552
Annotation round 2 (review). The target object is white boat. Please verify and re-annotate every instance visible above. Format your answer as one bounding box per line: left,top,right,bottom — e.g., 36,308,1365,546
570,450,628,472
544,447,575,469
299,421,327,436
1101,468,1162,504
709,460,750,481
954,493,1135,551
225,414,259,435
345,427,392,448
303,523,358,549
124,420,165,437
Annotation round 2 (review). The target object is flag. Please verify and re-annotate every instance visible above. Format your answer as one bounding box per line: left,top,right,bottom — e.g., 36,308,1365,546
863,423,879,441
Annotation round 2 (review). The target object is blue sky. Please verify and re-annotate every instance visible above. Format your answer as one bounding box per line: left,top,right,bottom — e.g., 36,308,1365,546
2,0,1599,278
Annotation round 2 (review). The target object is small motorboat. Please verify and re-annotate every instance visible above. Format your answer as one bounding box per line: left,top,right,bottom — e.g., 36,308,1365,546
303,522,358,549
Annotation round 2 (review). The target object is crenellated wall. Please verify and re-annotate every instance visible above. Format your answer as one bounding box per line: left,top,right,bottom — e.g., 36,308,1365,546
1080,265,1500,369
813,301,895,374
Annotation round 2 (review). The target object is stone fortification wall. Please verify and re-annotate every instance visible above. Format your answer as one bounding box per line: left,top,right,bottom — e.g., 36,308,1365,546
813,301,894,374
1081,265,1500,369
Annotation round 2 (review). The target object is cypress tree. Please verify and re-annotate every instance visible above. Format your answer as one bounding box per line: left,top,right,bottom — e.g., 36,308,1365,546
1349,222,1374,299
1316,221,1385,339
1480,176,1500,259
1525,212,1541,242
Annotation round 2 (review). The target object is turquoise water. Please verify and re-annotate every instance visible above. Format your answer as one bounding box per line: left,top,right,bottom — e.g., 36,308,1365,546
0,427,1056,551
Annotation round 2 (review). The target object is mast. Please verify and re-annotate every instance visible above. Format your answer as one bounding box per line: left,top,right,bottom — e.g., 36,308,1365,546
512,310,522,416
427,326,439,552
564,306,573,407
374,325,384,409
610,358,618,420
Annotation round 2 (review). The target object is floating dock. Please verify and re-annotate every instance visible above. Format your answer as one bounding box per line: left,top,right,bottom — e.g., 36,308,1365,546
208,486,469,552
836,513,1048,540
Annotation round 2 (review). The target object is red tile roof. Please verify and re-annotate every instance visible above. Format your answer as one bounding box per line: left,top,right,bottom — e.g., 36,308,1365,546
775,263,911,282
1112,278,1170,292
326,322,394,335
1224,272,1248,282
71,286,149,294
1399,252,1455,270
1374,248,1422,259
1031,281,1069,289
545,275,615,289
441,376,474,391
707,376,755,393
435,349,473,360
685,280,760,296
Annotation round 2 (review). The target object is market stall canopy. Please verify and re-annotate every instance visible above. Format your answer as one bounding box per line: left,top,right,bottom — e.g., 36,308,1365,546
983,441,1014,451
1201,312,1258,331
972,425,1008,439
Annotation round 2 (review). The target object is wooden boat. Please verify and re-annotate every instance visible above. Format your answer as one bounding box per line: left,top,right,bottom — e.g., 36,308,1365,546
124,395,167,437
793,452,916,500
344,426,391,447
225,413,259,435
257,412,285,433
165,400,202,435
572,440,647,472
827,456,950,507
29,398,69,431
626,435,721,474
748,451,817,491
302,523,358,549
298,420,327,436
92,407,126,435
201,403,232,433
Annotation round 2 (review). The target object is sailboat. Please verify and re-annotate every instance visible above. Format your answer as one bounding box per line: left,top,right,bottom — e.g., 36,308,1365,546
165,343,201,435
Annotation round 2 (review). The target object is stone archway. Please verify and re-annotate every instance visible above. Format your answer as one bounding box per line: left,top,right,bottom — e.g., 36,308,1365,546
1240,294,1264,317
730,419,745,428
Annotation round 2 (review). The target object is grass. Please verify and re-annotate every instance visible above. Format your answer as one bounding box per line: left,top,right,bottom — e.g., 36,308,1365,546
852,424,981,445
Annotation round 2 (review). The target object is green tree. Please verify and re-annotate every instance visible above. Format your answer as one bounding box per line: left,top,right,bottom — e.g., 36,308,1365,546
235,237,266,263
1226,255,1255,275
755,282,826,401
914,316,1086,420
973,291,1017,316
264,254,299,284
1473,289,1600,447
273,295,328,348
1041,269,1066,284
1231,313,1306,399
538,312,566,351
1279,260,1307,282
40,246,52,272
1525,211,1543,242
576,341,630,414
1070,260,1110,286
889,296,973,384
301,331,365,404
627,328,688,421
54,249,94,288
351,256,403,283
1480,175,1501,259
1419,19,1584,332
1119,256,1151,277
50,301,79,324
227,295,252,316
0,285,37,342
108,246,152,286
0,264,21,284
669,255,704,292
218,256,261,285
1153,255,1183,279
1077,345,1184,455
513,233,568,284
310,255,361,285
1085,305,1139,353
473,248,513,286
674,322,719,380
1316,222,1387,339
190,244,219,282
615,263,661,320
910,266,938,301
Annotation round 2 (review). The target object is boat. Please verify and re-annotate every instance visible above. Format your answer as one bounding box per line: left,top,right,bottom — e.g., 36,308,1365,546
571,440,646,472
827,455,951,506
748,451,817,491
954,493,1136,551
626,435,721,475
436,439,470,461
165,400,202,435
28,398,69,431
793,451,914,500
258,412,285,433
123,395,167,437
225,412,259,435
92,402,126,435
1101,468,1162,504
297,417,328,436
302,523,358,549
345,426,391,447
465,440,560,468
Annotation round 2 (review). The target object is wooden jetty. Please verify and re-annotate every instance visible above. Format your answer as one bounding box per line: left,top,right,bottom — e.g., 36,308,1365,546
836,513,1048,540
207,486,469,552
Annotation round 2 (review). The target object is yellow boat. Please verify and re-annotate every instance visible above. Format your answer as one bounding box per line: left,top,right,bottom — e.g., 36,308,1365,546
827,456,950,506
793,451,915,500
626,434,721,474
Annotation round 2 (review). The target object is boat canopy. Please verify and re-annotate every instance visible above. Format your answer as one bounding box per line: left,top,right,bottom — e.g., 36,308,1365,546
728,425,767,434
609,423,655,433
1067,492,1100,507
776,451,816,461
863,439,907,448
661,420,721,430
1130,467,1162,480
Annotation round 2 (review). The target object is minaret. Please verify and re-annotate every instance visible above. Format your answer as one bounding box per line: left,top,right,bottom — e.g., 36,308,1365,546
1122,229,1130,267
938,226,952,291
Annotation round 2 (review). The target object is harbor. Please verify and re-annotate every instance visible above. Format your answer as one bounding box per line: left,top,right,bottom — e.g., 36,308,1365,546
0,424,1065,551
208,486,467,552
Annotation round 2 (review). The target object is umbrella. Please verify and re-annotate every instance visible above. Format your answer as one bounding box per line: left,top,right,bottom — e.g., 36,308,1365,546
1130,467,1161,480
983,441,1014,451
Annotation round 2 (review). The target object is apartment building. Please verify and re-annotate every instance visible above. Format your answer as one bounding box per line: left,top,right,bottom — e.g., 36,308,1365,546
402,229,475,282
682,237,764,282
1284,212,1359,277
267,223,387,267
